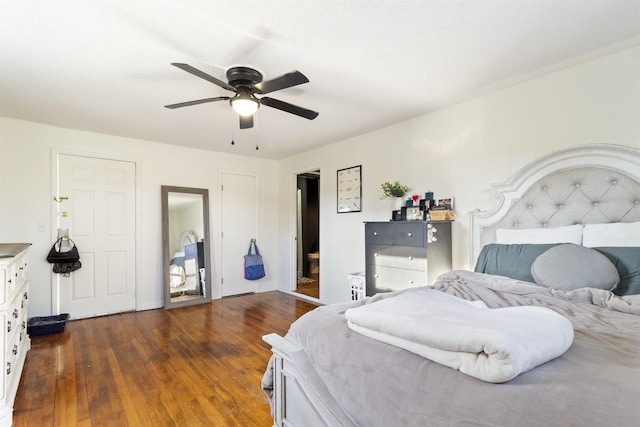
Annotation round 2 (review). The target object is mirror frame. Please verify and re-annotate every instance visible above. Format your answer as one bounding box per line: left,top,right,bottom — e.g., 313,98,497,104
161,185,212,309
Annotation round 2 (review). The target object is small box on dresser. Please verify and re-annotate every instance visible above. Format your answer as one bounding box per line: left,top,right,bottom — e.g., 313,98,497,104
0,244,31,427
364,221,452,296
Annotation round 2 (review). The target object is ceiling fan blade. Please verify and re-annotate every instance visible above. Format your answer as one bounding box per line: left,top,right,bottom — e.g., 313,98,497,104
254,70,309,94
171,63,235,91
261,97,319,120
164,96,230,109
239,115,254,129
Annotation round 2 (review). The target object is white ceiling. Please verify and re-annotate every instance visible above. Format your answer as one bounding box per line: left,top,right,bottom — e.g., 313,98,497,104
1,1,639,160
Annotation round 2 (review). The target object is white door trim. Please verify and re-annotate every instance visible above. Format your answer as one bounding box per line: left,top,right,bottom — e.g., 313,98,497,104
50,148,141,314
290,166,322,294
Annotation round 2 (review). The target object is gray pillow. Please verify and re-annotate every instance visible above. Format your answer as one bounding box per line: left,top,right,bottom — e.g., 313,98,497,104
531,244,620,291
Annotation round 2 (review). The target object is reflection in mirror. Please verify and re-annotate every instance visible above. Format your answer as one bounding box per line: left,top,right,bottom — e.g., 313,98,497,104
162,186,212,309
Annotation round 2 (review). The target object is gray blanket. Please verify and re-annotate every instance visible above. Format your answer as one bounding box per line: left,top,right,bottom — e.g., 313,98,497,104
265,270,640,426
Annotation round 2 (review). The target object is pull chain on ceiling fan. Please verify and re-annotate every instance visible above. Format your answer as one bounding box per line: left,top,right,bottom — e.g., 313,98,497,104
229,108,260,150
165,63,319,129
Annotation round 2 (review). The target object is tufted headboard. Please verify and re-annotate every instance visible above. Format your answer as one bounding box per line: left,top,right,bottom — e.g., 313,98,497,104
470,144,640,264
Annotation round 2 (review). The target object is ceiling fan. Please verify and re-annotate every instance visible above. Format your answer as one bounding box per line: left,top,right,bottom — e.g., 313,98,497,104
165,63,319,129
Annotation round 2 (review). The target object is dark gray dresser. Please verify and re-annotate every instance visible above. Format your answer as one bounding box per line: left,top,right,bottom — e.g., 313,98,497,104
364,221,452,295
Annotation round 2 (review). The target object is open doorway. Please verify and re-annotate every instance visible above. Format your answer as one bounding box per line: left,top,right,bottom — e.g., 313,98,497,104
295,170,320,299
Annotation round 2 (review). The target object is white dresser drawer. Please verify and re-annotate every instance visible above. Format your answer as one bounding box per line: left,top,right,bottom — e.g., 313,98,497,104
0,264,11,306
367,244,427,271
368,265,427,292
0,254,27,307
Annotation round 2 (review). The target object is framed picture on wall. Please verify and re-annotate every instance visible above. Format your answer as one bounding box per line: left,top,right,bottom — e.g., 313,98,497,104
337,165,362,213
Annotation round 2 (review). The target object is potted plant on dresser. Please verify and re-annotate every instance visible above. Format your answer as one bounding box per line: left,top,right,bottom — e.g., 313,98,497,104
380,181,409,210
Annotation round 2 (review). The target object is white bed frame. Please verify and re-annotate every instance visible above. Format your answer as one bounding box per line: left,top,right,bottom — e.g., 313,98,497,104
469,144,640,264
263,144,640,427
262,333,358,427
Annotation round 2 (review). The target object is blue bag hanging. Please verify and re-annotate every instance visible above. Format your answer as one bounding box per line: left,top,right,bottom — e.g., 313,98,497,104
244,240,266,280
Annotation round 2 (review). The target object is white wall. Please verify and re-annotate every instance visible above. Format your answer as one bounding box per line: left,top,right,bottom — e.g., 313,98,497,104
279,45,640,304
0,118,280,316
2,45,639,314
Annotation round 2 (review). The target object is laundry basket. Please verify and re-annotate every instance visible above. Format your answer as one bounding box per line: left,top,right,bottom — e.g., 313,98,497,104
348,272,366,301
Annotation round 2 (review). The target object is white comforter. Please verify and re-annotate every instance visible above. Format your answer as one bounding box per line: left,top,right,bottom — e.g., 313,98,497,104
345,287,574,383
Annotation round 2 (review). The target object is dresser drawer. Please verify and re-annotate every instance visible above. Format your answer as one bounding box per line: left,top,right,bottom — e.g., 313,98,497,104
4,294,23,347
0,261,16,306
4,335,21,398
365,222,426,247
0,270,5,307
368,265,427,292
14,253,28,285
366,244,426,271
5,325,20,376
0,313,5,401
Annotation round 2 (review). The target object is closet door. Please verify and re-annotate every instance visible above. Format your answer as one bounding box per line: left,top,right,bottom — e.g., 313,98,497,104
221,172,258,296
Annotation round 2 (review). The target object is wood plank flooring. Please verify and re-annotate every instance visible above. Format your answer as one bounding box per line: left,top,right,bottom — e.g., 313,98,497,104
295,272,319,299
13,291,319,426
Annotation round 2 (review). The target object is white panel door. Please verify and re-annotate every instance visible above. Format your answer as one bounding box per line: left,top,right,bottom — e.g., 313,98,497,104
55,154,136,318
221,172,258,296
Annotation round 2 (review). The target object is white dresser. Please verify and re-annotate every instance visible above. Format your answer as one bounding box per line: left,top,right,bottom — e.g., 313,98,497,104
0,244,31,426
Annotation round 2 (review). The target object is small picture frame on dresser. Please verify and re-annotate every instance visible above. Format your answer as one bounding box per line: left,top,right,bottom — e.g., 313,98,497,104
419,199,435,210
436,197,454,210
405,206,423,221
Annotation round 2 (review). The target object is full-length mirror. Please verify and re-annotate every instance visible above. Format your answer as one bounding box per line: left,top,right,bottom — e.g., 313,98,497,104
162,186,212,309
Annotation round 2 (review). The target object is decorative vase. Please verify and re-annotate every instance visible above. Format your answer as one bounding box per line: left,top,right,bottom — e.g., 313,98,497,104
389,197,403,211
396,197,404,210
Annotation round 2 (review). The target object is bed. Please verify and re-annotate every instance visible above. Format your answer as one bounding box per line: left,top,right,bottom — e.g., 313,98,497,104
262,144,640,427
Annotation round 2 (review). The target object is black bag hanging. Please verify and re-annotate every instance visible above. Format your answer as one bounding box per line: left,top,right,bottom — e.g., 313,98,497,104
52,261,82,274
47,237,82,273
47,237,80,263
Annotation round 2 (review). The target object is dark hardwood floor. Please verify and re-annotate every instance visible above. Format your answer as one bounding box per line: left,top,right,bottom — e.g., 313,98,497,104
13,292,319,426
295,272,319,299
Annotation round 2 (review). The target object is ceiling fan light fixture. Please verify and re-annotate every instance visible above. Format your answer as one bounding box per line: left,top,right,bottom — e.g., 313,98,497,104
231,95,259,116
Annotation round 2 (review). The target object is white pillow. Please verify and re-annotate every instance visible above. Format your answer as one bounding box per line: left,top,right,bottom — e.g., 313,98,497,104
582,221,640,247
496,224,583,245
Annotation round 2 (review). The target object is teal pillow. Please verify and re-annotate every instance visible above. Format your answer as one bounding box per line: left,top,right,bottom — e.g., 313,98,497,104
531,244,619,291
474,244,560,283
594,247,640,296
